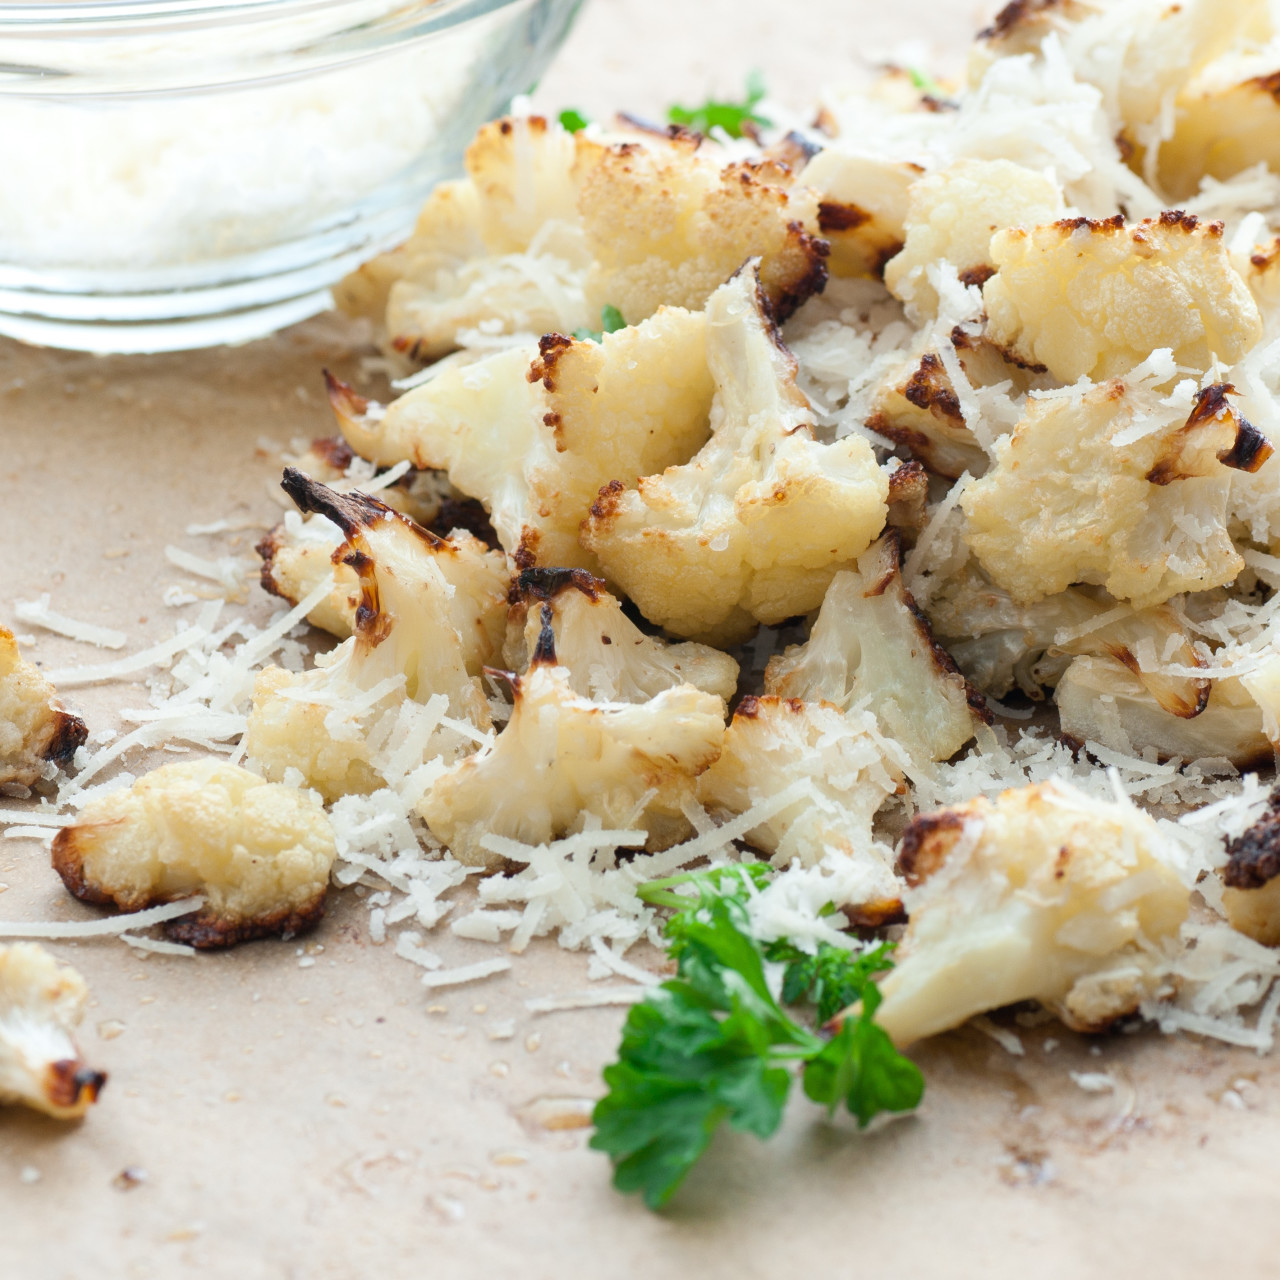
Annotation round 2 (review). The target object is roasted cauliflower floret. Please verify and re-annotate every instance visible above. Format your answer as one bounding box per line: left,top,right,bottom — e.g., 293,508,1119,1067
1159,67,1280,201
579,137,827,324
329,306,714,573
962,380,1269,608
0,627,87,788
764,532,985,768
504,567,739,704
1055,657,1272,767
884,159,1065,321
582,264,889,643
801,149,919,280
335,116,600,358
926,560,1211,709
866,780,1189,1046
246,474,506,799
697,695,907,923
51,760,336,949
970,0,1269,139
1220,790,1280,946
0,943,105,1120
984,213,1262,382
419,662,725,869
258,508,504,644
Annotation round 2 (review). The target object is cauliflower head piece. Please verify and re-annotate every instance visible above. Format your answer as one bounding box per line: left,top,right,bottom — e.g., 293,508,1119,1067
697,695,907,924
984,213,1262,383
1055,656,1273,768
764,532,986,767
504,567,739,705
868,780,1189,1047
419,660,726,870
884,159,1066,321
0,943,105,1120
246,473,506,799
582,263,890,643
962,379,1270,607
335,115,601,359
0,627,87,788
1220,789,1280,946
801,148,919,280
328,306,714,574
579,137,827,324
52,760,337,949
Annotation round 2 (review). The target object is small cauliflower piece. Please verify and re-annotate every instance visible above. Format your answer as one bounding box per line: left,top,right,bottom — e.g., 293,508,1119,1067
926,560,1211,710
697,695,907,924
51,760,336,949
884,159,1065,321
335,116,601,358
984,213,1262,382
503,567,739,704
1159,67,1280,201
1221,790,1280,946
798,148,919,280
962,380,1269,607
969,0,1270,137
869,780,1189,1046
579,138,827,324
764,532,985,767
329,306,714,573
257,509,504,644
1055,657,1272,768
419,662,725,870
0,627,87,788
246,474,506,798
0,943,105,1120
582,264,889,643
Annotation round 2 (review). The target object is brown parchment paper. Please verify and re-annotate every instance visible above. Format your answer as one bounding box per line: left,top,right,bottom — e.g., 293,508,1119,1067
3,3,1280,1277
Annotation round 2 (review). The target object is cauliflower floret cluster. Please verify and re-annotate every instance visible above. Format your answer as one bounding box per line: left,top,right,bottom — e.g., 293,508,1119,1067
697,695,908,923
583,264,889,643
983,213,1262,382
328,306,713,574
764,532,986,768
503,567,739,705
335,114,828,364
419,660,726,869
868,780,1189,1046
962,378,1269,607
246,472,508,799
52,760,337,949
0,627,86,788
0,943,105,1120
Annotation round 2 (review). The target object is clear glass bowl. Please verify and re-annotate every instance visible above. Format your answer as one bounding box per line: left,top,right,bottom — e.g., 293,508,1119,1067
0,0,582,351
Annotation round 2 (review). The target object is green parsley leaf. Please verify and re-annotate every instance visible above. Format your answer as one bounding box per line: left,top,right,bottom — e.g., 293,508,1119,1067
558,108,590,133
906,66,944,97
590,866,923,1208
765,937,896,1025
667,71,771,139
570,303,628,343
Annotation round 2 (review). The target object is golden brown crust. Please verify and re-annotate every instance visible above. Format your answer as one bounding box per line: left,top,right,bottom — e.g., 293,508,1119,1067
1223,791,1280,890
1146,384,1274,485
44,1059,107,1113
528,333,575,393
41,709,87,770
51,826,327,951
902,353,963,424
508,566,604,607
896,810,965,886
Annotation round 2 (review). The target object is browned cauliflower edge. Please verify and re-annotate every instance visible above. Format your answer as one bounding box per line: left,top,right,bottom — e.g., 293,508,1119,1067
0,943,106,1120
52,760,337,949
1,627,87,788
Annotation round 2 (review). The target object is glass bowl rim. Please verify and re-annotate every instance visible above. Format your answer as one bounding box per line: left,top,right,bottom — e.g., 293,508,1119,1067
0,0,517,29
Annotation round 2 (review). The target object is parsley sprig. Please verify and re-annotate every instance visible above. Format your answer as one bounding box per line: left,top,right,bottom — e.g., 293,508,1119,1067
589,865,924,1209
667,70,771,140
571,303,626,343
